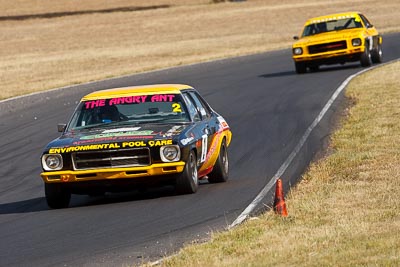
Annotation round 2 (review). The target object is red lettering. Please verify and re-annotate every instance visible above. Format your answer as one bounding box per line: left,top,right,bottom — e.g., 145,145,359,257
151,95,159,102
150,94,175,102
109,98,119,106
84,99,106,109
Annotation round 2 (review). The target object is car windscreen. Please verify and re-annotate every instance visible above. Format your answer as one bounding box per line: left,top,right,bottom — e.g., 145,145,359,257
67,93,190,130
302,17,363,37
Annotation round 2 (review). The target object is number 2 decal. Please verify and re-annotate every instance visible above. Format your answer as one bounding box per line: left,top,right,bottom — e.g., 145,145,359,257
201,134,208,163
172,103,182,113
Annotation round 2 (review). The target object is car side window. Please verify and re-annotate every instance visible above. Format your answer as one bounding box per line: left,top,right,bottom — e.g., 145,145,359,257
359,14,372,28
182,93,201,122
188,92,212,120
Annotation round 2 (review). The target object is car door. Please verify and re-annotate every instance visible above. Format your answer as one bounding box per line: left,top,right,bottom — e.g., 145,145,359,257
181,91,215,169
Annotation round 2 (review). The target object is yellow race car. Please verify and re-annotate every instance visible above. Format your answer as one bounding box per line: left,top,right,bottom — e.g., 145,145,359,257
292,12,382,73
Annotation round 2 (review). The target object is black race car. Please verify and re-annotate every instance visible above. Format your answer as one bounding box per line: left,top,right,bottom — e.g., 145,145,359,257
40,84,232,208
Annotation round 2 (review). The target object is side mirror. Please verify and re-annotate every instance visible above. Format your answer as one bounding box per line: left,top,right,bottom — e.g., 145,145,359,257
293,36,299,40
57,123,67,132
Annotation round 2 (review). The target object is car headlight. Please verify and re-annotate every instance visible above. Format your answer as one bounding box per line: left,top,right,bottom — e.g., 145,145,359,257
293,47,303,55
160,145,180,162
352,38,362,47
42,154,63,171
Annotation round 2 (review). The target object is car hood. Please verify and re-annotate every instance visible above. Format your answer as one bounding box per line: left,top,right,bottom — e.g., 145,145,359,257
293,28,364,47
44,123,190,151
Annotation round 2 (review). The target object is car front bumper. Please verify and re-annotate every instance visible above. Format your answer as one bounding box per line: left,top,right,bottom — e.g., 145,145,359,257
41,162,186,183
293,47,364,63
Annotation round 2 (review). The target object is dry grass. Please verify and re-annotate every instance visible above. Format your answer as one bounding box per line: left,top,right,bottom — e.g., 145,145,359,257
0,0,209,16
1,0,400,100
152,61,400,267
3,1,400,266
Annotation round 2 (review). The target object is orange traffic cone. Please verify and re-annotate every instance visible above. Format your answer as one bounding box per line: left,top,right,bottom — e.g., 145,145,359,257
273,178,288,217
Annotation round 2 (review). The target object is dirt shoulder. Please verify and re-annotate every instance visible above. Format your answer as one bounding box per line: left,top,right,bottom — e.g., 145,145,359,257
1,0,400,100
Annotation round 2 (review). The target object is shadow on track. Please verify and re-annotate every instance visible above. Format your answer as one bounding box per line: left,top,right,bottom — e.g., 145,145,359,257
258,64,362,79
0,185,181,214
315,64,362,73
0,197,48,214
258,70,296,78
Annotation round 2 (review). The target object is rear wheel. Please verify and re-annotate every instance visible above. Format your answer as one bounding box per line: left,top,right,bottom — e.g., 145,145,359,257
45,183,71,209
295,62,307,74
208,139,229,183
360,43,372,67
176,150,198,194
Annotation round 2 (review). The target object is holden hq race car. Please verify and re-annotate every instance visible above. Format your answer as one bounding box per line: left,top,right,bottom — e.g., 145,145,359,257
292,12,383,73
40,84,232,208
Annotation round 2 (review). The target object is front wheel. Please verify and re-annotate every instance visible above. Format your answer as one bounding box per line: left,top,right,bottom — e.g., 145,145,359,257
176,150,198,194
208,139,229,183
295,62,307,74
360,44,372,67
309,65,319,72
371,44,383,64
45,183,71,209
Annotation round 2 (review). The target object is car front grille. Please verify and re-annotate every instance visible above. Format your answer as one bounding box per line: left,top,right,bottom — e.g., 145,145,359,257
72,148,151,170
308,41,347,54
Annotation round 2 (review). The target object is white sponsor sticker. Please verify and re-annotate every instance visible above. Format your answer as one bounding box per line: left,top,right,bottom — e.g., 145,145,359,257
181,137,195,146
102,127,141,133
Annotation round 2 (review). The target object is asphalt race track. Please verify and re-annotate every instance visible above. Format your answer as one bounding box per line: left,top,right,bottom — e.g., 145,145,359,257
1,33,399,266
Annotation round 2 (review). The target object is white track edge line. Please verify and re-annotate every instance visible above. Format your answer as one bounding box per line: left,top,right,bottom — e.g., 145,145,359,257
228,59,399,229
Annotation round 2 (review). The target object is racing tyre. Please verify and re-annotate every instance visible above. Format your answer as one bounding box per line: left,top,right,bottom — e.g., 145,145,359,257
295,62,307,74
360,44,372,67
45,183,71,209
176,150,198,194
208,139,229,183
309,65,319,72
371,44,383,64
